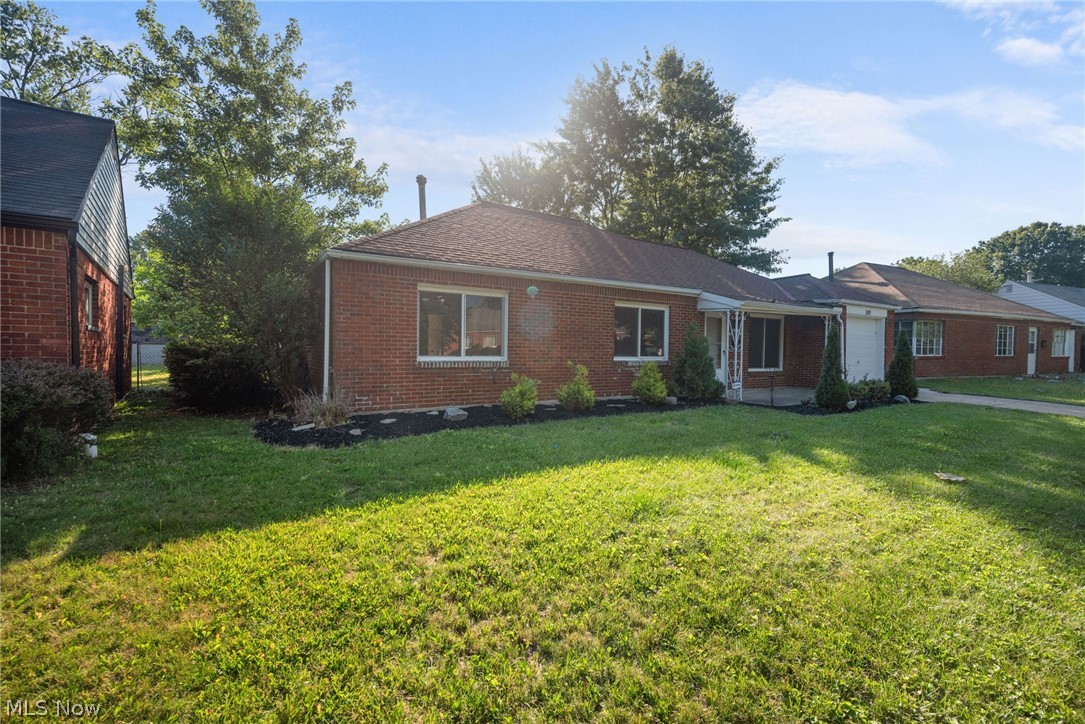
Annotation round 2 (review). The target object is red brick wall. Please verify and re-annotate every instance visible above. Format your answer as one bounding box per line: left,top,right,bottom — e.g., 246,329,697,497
322,259,833,411
895,312,1073,378
1,225,131,395
326,259,705,412
77,248,131,395
1,226,70,363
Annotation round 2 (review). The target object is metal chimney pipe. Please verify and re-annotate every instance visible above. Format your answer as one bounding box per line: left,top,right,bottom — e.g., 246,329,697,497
1026,269,1034,283
416,174,427,220
828,251,835,281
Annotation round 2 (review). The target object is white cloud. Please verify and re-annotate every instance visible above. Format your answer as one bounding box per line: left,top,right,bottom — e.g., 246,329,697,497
737,81,1084,165
737,82,941,167
944,0,1084,66
996,37,1064,66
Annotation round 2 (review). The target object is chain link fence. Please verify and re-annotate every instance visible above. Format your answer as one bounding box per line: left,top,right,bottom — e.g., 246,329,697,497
132,342,168,390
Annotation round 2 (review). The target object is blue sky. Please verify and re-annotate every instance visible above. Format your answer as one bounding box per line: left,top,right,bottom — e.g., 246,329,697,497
48,1,1084,277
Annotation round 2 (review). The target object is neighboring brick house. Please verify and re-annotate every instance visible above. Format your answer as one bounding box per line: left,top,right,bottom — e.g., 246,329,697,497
1,97,133,396
997,280,1084,372
779,263,1078,379
313,201,839,412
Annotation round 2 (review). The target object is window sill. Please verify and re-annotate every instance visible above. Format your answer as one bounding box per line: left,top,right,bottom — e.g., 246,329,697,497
749,367,783,373
614,357,669,365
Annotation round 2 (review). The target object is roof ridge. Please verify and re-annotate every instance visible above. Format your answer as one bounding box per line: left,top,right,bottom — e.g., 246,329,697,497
0,96,115,127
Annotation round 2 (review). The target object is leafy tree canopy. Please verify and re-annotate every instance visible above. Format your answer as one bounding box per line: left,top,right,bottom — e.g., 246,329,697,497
0,0,123,112
473,47,788,273
106,0,388,239
976,222,1085,288
896,249,1001,292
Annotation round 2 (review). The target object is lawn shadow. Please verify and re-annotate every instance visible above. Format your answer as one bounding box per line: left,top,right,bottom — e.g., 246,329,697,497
2,395,1082,566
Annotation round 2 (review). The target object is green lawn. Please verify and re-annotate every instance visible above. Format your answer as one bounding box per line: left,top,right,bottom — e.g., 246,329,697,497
132,364,170,389
921,373,1085,407
3,395,1084,720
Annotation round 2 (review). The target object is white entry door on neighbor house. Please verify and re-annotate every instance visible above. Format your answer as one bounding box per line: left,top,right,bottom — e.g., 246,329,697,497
845,309,887,381
1027,327,1038,375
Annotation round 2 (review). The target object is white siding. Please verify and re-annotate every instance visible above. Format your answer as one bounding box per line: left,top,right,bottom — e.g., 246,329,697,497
997,282,1085,324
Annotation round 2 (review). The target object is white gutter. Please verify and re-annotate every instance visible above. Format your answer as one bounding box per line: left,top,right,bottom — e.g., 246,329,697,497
322,257,331,402
901,307,1076,324
320,248,703,298
741,300,843,317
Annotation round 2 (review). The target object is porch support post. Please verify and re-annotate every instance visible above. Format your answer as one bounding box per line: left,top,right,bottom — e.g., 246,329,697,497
727,310,745,401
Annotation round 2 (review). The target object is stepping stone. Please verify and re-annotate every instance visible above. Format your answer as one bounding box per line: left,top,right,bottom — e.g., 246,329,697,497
427,411,440,415
380,418,397,424
349,428,363,436
893,395,911,404
935,472,966,482
664,396,678,405
291,423,315,431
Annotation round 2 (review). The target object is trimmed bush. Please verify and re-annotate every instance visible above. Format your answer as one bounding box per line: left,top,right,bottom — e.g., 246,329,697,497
292,387,352,427
815,324,850,411
165,342,275,412
632,362,667,405
557,362,596,411
674,323,722,400
849,378,891,403
500,373,538,419
887,330,919,399
1,359,113,484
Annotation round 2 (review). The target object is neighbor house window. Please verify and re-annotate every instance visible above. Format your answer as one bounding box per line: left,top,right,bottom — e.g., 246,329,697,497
418,287,506,360
894,319,943,357
995,325,1015,357
614,304,668,360
1052,329,1069,357
748,316,783,370
84,278,98,331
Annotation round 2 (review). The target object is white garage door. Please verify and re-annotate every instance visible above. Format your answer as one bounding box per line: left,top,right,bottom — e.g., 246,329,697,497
846,317,884,381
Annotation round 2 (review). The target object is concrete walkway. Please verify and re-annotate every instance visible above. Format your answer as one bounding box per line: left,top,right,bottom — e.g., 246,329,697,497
916,388,1085,419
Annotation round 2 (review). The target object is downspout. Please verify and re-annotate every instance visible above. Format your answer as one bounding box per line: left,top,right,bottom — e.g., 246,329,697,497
837,312,845,379
322,257,331,401
67,230,81,368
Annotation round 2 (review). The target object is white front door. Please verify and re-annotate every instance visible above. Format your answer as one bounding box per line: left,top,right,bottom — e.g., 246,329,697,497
705,315,727,383
1027,327,1038,375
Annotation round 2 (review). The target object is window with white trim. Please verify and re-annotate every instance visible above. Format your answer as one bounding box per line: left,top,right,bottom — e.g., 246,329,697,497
894,319,943,357
614,304,668,360
995,325,1015,357
418,287,507,360
748,316,783,370
84,278,98,331
1052,329,1069,357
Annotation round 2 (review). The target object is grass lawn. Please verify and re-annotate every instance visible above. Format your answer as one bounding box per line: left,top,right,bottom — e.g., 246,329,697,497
132,364,170,389
3,394,1084,720
921,373,1085,407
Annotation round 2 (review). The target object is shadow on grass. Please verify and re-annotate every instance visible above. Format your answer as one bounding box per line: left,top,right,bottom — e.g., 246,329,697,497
1,392,1083,565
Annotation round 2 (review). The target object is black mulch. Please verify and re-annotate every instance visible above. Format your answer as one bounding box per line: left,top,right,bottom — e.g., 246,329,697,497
252,397,912,449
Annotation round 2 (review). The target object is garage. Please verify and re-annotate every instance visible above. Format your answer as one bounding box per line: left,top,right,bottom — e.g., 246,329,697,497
845,311,885,381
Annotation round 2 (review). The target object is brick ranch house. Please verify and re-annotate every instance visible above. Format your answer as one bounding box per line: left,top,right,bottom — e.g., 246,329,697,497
312,201,842,412
778,263,1079,380
1,97,133,396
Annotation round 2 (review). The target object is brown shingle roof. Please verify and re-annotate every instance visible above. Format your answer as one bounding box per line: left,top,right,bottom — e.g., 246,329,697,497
833,263,1068,320
334,201,796,304
774,273,892,306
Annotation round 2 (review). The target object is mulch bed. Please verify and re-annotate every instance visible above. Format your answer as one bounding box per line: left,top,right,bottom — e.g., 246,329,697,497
252,397,910,449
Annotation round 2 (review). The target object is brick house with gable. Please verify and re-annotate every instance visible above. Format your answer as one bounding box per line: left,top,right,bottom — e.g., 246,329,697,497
313,200,839,412
1,97,133,395
779,262,1079,380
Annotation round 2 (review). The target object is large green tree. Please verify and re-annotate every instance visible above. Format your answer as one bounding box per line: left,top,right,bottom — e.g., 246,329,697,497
0,0,121,112
976,222,1085,288
473,48,787,273
107,0,387,238
896,249,1001,292
114,0,388,397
